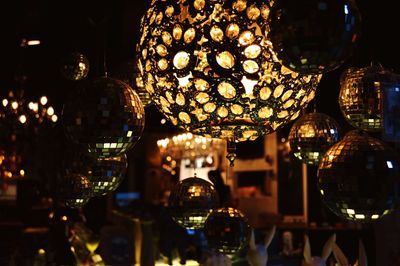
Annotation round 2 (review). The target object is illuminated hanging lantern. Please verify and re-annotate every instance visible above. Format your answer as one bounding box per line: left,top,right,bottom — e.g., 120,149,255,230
204,207,251,254
112,60,153,107
168,176,219,229
339,64,398,132
317,130,400,222
268,0,361,74
137,0,321,144
59,173,92,209
288,112,341,165
60,52,90,81
62,77,145,158
89,154,128,197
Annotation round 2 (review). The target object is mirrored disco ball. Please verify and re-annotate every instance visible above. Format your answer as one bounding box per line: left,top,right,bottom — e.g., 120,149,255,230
339,64,398,131
317,130,400,222
62,77,145,158
268,0,361,74
168,177,219,229
112,60,152,107
288,112,341,165
59,173,92,209
204,207,251,254
89,154,128,197
60,52,90,81
137,0,321,141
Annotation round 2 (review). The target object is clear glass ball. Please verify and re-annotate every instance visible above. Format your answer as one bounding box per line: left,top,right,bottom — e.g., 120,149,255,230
168,177,219,229
339,64,398,131
89,154,128,197
60,52,90,81
204,207,251,254
268,0,361,74
59,173,92,209
289,112,341,165
62,77,145,158
318,130,400,222
137,0,321,141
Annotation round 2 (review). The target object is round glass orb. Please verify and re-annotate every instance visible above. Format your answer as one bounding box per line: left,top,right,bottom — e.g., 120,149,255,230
137,0,321,142
268,0,361,74
317,130,400,222
204,207,251,254
339,64,398,131
112,60,153,107
168,177,219,230
288,112,341,165
62,77,145,158
59,173,92,209
89,154,128,197
60,52,90,81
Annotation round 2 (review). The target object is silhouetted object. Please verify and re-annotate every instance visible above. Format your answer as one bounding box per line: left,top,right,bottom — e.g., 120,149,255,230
269,0,361,74
333,239,367,266
247,226,276,266
168,176,219,229
318,130,400,222
204,207,251,255
208,170,231,207
62,77,145,158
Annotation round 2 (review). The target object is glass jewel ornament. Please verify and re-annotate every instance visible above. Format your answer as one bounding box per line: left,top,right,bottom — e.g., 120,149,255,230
288,112,341,165
137,0,321,142
339,64,398,132
62,77,145,158
58,173,92,209
317,130,400,222
204,207,251,254
89,154,128,197
268,0,361,74
112,60,152,107
168,176,219,230
60,52,90,81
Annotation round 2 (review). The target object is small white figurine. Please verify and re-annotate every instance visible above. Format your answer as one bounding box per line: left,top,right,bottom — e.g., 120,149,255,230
332,239,368,266
302,233,336,266
247,225,276,266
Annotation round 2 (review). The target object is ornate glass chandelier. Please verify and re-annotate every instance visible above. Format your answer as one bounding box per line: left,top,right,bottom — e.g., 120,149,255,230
137,0,321,144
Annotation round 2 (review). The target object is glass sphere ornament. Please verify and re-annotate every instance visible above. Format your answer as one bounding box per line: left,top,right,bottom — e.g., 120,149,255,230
317,130,400,222
204,207,251,255
89,154,128,197
62,77,145,158
137,0,321,142
288,112,341,165
168,176,219,229
112,60,152,107
60,52,90,81
339,64,398,132
268,0,361,74
58,173,92,209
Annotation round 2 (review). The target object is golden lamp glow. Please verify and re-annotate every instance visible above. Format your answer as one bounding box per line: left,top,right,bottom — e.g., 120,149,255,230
40,96,48,105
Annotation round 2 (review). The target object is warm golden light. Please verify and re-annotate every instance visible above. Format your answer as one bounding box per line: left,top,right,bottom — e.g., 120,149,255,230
2,99,8,107
47,106,55,116
11,101,18,109
40,96,48,105
51,115,58,122
19,115,27,124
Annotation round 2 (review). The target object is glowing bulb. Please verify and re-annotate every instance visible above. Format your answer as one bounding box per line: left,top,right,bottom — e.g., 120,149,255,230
27,40,41,46
19,115,27,124
20,169,25,176
11,101,18,109
61,215,68,221
40,96,48,105
2,99,8,107
51,115,58,122
47,106,55,116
